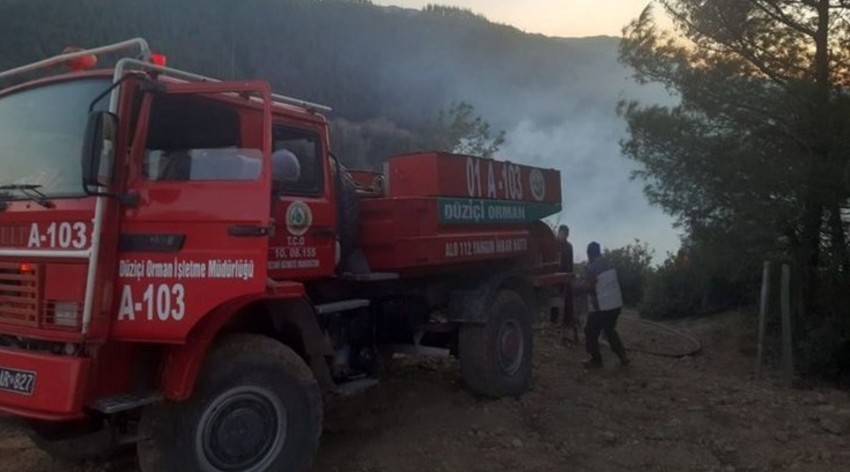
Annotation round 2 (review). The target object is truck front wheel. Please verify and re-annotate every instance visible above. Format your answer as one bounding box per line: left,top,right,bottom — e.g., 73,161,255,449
137,334,322,472
459,288,533,398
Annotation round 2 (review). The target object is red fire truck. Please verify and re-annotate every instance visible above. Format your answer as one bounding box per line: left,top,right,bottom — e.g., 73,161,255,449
0,39,567,471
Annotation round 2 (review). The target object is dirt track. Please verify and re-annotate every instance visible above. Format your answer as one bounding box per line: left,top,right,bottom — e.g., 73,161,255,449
1,311,849,472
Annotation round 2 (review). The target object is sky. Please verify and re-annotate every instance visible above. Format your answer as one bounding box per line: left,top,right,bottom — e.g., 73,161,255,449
372,0,654,38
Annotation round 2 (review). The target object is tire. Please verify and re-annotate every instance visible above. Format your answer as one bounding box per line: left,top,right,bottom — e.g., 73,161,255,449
459,289,533,398
137,334,322,472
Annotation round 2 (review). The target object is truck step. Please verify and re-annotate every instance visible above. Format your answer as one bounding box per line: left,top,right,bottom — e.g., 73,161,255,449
415,322,456,333
93,391,163,414
388,344,451,359
339,272,399,282
335,378,379,396
315,299,370,315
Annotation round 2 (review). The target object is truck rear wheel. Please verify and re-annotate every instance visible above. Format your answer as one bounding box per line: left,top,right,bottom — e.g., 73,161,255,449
458,288,533,398
137,334,322,472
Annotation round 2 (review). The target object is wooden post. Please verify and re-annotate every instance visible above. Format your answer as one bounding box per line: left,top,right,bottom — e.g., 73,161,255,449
780,264,794,384
755,261,770,380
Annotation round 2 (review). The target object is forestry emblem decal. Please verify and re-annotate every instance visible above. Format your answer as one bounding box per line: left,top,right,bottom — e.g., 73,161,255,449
285,201,313,236
529,168,546,201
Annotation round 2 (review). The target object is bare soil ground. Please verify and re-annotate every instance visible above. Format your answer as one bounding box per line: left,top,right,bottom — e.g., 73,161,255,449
1,311,849,472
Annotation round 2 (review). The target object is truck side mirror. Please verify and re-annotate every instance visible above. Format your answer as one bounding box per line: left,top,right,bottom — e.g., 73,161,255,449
81,110,117,190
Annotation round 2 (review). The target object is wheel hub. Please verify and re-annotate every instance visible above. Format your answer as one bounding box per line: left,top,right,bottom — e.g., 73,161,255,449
197,386,287,472
498,319,524,375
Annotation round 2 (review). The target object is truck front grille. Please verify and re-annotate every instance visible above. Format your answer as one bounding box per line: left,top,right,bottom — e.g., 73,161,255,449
0,262,40,327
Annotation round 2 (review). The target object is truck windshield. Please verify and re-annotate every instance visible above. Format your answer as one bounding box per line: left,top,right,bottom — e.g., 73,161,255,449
0,78,111,199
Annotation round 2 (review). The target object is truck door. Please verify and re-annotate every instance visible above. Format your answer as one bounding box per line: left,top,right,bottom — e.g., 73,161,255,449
267,123,338,280
113,82,273,342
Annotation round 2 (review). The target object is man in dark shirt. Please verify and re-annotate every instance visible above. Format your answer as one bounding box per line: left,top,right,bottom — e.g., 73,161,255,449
551,225,575,331
558,225,574,274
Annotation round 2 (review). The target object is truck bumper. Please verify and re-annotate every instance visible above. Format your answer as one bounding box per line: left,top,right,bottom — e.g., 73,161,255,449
0,347,90,420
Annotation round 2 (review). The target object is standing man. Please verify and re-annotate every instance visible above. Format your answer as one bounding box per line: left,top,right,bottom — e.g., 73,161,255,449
551,225,574,323
558,225,574,279
580,242,629,369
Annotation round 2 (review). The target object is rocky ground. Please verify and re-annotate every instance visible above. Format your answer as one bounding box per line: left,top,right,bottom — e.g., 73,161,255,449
1,311,849,472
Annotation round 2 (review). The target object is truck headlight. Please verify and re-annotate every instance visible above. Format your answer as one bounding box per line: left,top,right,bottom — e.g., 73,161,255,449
52,301,80,328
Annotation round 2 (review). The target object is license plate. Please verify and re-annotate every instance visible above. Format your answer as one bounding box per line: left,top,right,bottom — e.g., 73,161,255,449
0,366,36,395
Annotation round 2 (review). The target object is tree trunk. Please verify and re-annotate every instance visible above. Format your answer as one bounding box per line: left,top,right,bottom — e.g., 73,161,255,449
798,0,832,318
799,195,822,315
814,1,830,91
829,203,849,275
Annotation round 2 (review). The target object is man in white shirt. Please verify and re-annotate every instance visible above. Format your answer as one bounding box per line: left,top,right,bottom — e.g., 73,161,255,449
580,242,630,369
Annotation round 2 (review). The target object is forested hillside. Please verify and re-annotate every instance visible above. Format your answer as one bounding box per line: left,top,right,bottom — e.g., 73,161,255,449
0,0,678,253
1,2,626,120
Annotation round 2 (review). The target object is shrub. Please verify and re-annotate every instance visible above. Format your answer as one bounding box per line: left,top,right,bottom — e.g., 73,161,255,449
603,240,653,306
639,252,702,320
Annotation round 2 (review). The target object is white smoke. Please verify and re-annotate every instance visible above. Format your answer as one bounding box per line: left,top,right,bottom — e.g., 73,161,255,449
502,117,681,263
